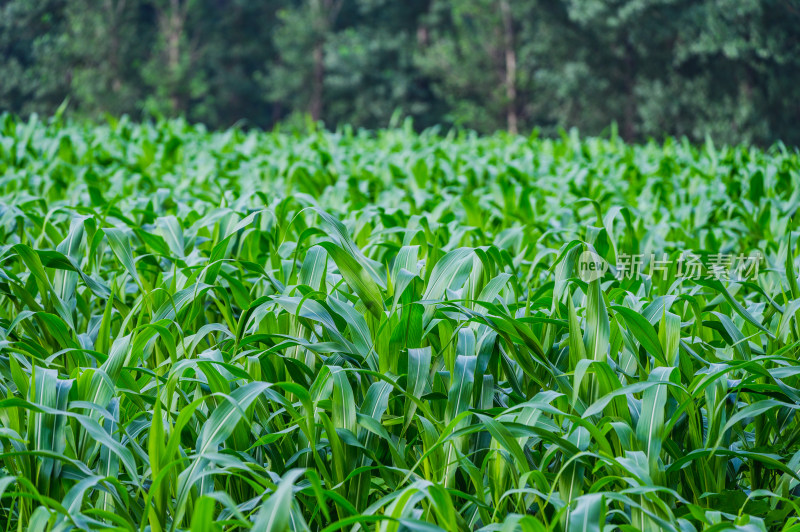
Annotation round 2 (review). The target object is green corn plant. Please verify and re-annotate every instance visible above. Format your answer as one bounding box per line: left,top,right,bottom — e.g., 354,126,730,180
0,114,799,531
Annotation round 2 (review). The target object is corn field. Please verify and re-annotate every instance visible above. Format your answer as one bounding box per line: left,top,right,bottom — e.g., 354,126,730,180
1,115,800,531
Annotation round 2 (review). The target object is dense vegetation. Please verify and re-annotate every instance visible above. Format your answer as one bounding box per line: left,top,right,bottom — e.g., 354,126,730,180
2,0,800,145
1,115,800,530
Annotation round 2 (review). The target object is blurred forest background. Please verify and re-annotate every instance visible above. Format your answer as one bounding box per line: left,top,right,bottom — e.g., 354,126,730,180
1,0,799,145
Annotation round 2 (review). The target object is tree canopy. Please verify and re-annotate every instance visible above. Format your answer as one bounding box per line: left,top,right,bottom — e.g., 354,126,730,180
1,0,798,144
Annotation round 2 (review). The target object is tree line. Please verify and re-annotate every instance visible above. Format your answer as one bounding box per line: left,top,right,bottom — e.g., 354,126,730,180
2,0,799,145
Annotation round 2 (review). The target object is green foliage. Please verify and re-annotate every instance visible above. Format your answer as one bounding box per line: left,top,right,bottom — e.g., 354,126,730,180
2,116,800,530
0,0,69,116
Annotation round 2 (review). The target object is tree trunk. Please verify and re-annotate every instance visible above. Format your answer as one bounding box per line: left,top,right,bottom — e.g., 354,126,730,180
168,0,183,113
307,0,341,123
310,39,324,121
623,39,636,142
156,0,186,114
104,0,125,93
499,0,518,135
